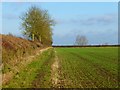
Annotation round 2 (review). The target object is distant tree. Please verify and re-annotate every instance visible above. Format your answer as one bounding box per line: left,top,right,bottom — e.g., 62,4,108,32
103,42,108,45
75,35,88,46
20,6,55,46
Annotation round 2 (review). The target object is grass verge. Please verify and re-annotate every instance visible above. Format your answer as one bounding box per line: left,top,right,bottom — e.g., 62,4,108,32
3,48,54,88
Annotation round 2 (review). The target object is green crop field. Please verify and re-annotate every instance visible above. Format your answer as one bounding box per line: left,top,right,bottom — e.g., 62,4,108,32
55,47,118,88
3,47,118,88
2,2,119,89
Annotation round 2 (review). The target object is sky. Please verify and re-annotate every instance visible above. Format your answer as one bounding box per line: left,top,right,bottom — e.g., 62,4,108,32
1,2,118,45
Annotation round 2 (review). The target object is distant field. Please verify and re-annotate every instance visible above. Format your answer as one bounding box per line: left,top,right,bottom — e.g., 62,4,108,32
55,47,118,88
3,47,118,88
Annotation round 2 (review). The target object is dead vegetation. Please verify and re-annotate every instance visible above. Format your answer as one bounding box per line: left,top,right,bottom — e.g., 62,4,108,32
1,34,43,73
1,34,46,85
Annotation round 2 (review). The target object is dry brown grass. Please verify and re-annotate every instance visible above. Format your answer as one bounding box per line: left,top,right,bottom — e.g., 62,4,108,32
1,34,42,73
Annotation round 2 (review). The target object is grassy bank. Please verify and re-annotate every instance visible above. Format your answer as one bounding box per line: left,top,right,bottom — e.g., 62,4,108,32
1,34,42,73
3,48,55,88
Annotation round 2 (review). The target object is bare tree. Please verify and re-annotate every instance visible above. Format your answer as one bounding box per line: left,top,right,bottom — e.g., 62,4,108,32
75,35,88,46
103,42,108,45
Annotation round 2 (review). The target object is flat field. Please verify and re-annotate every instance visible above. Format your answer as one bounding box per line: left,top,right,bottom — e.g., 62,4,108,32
55,47,118,88
3,47,118,88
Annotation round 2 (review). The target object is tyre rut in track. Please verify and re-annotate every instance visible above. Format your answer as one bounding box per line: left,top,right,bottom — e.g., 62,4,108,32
51,50,60,88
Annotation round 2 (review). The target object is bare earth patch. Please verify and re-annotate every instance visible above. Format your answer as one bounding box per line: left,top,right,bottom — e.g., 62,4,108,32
51,50,59,88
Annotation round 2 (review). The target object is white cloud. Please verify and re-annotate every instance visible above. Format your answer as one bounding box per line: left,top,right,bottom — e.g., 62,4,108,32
72,13,117,25
56,13,117,26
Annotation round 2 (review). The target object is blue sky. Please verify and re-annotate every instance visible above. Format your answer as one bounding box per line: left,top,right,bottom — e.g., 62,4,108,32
2,2,118,45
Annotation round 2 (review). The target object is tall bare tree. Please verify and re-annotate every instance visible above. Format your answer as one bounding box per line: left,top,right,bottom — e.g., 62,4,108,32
20,6,55,46
75,35,88,46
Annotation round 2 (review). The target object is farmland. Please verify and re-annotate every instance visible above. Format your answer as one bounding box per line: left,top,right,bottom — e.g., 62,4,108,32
3,47,118,88
55,47,118,88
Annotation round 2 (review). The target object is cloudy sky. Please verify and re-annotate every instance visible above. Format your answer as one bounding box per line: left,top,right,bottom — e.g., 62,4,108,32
2,2,118,45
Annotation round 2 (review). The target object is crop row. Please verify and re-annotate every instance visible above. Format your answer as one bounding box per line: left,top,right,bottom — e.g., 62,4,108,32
55,47,118,88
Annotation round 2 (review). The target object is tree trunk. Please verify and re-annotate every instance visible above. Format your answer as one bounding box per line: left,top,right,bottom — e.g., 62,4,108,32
32,34,34,41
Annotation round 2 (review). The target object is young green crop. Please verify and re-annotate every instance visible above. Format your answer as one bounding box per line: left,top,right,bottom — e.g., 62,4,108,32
55,47,118,88
3,47,118,88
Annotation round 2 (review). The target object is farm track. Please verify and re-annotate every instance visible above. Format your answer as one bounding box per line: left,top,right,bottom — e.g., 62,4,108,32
32,55,51,87
3,47,118,88
51,50,59,88
31,49,61,88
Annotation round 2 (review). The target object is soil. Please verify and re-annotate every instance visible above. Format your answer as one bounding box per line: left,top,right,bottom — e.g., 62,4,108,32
51,50,59,88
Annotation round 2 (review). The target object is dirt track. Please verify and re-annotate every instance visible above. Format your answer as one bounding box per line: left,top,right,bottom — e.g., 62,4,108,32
51,50,59,88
